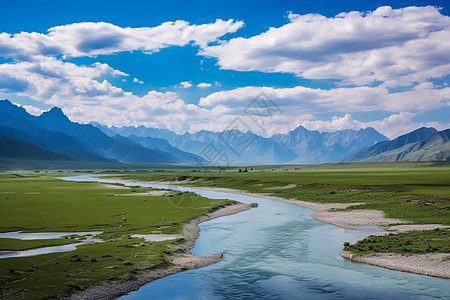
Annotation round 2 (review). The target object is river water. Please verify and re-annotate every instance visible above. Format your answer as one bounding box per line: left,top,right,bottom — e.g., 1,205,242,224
62,176,450,300
0,231,102,259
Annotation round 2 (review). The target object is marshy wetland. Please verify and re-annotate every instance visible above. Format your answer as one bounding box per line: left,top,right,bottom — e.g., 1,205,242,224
1,162,449,299
0,172,238,299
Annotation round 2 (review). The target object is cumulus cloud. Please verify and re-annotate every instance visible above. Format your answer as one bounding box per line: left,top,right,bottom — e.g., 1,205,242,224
1,10,449,139
297,112,450,139
0,18,243,108
0,56,126,101
20,104,44,116
199,84,450,113
180,81,193,88
0,19,243,134
41,90,217,134
197,82,212,88
19,93,448,138
0,20,243,60
201,6,450,86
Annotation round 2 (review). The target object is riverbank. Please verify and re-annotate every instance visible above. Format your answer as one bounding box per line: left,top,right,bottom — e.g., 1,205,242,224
195,186,450,280
162,184,408,229
70,203,250,300
341,251,450,279
186,186,449,230
106,177,450,230
111,178,450,280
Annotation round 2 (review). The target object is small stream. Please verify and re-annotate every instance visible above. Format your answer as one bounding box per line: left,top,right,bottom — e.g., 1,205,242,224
0,231,102,259
61,176,450,300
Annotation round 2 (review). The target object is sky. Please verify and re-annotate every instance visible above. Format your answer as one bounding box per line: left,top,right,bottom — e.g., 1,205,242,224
1,0,450,139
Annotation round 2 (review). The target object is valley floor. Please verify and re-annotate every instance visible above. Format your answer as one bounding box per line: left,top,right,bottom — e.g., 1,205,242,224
107,163,450,280
71,203,250,300
0,173,247,299
1,163,449,299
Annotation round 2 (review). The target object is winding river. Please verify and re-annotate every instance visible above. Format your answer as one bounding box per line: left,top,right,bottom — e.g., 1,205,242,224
62,176,450,300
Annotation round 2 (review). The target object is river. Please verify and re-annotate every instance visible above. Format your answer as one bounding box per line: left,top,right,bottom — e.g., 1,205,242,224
62,176,450,300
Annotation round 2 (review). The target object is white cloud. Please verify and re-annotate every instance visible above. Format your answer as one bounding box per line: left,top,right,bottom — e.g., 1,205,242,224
197,82,212,88
49,90,216,134
194,83,450,137
297,112,450,139
7,60,443,137
180,81,193,88
199,84,450,113
18,95,448,139
0,20,244,60
0,19,243,134
15,103,44,116
0,56,127,102
1,10,448,140
201,6,450,86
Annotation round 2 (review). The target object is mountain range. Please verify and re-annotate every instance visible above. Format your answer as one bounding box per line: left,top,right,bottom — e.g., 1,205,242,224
344,127,450,162
95,122,388,164
1,99,448,167
0,100,204,165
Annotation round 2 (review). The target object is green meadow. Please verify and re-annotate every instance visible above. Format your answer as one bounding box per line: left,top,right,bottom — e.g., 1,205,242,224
110,162,450,225
0,173,236,299
343,228,450,254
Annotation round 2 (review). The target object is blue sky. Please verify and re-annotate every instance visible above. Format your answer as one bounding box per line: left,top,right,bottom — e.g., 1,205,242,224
1,0,449,138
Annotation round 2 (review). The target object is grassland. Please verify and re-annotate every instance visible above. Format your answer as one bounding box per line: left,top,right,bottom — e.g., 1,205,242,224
108,162,450,225
106,162,450,255
343,228,450,254
1,162,449,298
0,173,237,299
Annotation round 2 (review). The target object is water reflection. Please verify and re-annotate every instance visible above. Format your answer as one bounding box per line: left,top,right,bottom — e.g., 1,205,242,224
0,237,102,259
0,231,102,240
0,231,102,259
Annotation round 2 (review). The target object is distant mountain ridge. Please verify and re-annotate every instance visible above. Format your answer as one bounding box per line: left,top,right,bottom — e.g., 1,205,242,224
344,127,450,162
97,123,389,164
0,137,74,162
95,124,299,164
271,126,388,164
0,100,203,164
4,99,445,166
